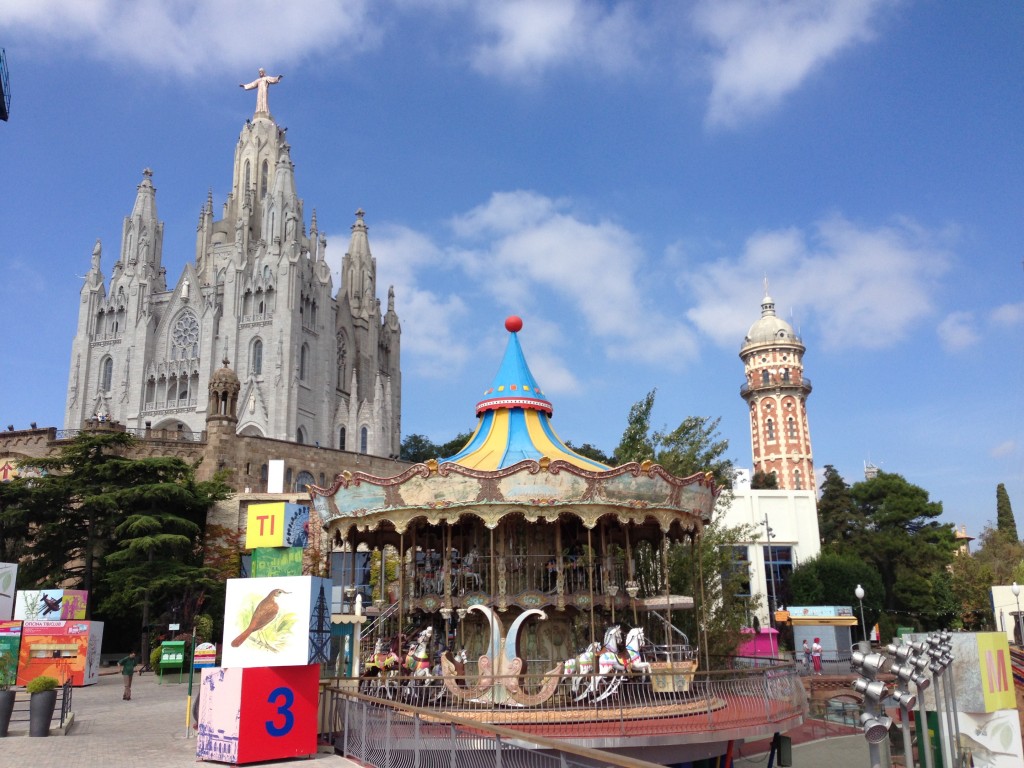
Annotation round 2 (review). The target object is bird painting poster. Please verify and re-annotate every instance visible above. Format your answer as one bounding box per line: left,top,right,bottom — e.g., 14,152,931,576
221,576,331,668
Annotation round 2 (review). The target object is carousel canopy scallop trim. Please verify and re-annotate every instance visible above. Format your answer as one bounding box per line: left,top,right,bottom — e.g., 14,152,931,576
308,459,719,537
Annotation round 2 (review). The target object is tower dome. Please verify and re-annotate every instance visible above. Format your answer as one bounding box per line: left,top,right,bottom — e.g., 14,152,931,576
743,294,801,347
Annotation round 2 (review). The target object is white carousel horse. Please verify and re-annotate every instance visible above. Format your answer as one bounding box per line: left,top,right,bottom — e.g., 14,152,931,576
577,625,627,702
459,549,482,592
563,641,600,696
623,626,651,674
402,626,434,702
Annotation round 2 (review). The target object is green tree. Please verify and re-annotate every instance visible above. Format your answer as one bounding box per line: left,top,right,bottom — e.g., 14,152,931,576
612,391,743,665
836,470,956,628
613,389,656,465
400,434,439,463
565,441,613,465
817,465,860,549
437,432,474,459
750,471,778,490
10,431,138,612
789,552,885,638
996,483,1018,542
99,456,231,655
666,519,758,659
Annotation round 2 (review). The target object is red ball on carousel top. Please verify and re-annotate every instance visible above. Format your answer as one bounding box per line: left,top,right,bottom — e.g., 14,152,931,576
505,315,523,333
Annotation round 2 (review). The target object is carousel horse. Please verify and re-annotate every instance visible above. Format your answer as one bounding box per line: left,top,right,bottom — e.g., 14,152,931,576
578,625,627,702
563,641,600,696
432,647,469,702
623,626,651,674
362,637,400,698
401,626,434,703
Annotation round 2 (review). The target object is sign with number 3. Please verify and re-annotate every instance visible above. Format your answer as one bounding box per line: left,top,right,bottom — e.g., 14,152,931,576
197,665,319,764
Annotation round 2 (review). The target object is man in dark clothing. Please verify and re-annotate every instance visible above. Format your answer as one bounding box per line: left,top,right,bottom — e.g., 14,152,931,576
118,651,138,700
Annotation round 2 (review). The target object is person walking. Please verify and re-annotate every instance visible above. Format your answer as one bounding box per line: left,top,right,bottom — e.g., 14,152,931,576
118,651,138,700
802,639,811,672
811,638,823,676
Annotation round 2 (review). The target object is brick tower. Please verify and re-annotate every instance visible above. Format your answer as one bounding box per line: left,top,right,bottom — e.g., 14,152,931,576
739,290,814,490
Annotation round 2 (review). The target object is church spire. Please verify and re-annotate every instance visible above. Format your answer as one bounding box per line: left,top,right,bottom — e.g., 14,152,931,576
341,208,376,312
117,168,164,279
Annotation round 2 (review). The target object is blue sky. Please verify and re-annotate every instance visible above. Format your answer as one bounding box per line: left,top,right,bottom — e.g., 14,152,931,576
1,1,1021,540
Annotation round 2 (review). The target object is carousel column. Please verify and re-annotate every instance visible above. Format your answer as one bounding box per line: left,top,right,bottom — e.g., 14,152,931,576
587,527,596,645
625,526,638,626
497,521,508,611
444,523,452,611
408,524,417,602
398,532,405,645
662,530,671,650
555,523,566,613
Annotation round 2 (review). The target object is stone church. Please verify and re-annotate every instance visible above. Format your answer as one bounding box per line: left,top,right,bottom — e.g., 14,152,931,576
64,76,401,460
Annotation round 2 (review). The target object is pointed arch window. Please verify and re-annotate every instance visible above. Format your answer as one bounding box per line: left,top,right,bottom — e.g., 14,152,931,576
339,427,346,451
260,160,269,199
296,426,306,445
244,160,251,192
100,356,114,392
251,339,263,375
171,310,201,361
360,426,368,455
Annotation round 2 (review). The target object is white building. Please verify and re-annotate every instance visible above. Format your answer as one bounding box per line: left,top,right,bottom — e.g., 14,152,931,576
64,76,401,458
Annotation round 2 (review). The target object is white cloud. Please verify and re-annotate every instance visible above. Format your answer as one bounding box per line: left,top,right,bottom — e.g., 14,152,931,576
991,440,1015,459
450,191,699,361
936,311,980,352
469,0,642,80
991,302,1024,328
686,214,952,350
1,0,378,74
693,0,890,128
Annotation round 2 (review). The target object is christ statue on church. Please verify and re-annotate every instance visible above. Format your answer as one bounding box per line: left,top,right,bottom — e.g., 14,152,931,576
240,68,283,115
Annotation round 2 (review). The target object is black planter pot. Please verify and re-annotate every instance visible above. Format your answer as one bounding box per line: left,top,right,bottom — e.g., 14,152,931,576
29,689,57,737
0,690,15,737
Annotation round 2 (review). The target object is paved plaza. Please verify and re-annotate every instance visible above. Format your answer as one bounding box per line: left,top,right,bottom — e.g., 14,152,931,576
0,670,354,768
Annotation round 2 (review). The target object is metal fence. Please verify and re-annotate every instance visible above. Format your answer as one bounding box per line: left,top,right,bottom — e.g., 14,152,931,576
325,662,806,742
324,688,691,768
6,680,74,729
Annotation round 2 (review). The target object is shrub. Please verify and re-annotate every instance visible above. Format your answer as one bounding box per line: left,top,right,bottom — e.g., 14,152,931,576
26,675,59,694
150,646,162,670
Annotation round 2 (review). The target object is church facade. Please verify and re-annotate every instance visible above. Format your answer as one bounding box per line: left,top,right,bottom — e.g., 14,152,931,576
64,80,401,459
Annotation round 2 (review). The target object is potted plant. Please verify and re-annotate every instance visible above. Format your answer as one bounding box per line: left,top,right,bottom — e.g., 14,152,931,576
0,651,16,737
26,674,59,737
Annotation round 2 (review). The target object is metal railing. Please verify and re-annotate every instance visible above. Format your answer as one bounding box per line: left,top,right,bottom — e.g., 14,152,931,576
328,662,806,741
5,680,74,730
324,687,699,768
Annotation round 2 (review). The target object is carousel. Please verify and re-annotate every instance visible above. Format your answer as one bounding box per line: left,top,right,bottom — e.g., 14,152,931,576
310,316,724,724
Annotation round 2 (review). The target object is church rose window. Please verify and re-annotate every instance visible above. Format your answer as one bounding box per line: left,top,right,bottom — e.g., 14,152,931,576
172,312,201,359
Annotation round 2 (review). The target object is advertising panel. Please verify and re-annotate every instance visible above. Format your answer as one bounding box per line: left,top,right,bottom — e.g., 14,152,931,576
16,620,104,686
0,562,17,620
220,576,331,669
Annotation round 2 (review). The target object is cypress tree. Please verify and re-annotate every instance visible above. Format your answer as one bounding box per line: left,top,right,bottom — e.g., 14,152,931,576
996,483,1018,541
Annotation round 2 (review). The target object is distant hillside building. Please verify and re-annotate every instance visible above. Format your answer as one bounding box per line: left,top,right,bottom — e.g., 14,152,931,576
64,83,401,459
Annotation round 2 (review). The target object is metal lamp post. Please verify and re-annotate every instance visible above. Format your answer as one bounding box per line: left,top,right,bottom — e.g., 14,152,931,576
763,514,778,656
855,584,867,643
1012,582,1022,645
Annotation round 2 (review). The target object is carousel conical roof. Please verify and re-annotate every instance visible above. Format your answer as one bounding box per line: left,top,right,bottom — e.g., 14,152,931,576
442,316,609,472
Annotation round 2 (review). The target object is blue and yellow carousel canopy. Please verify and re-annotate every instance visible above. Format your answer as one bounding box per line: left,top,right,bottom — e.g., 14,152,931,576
442,316,609,472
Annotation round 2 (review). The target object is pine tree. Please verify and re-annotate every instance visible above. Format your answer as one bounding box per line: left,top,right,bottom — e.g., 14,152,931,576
996,483,1018,542
816,465,859,550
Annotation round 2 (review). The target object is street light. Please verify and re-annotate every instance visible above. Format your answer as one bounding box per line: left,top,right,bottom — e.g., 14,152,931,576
763,513,778,656
855,584,867,643
1012,582,1022,645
